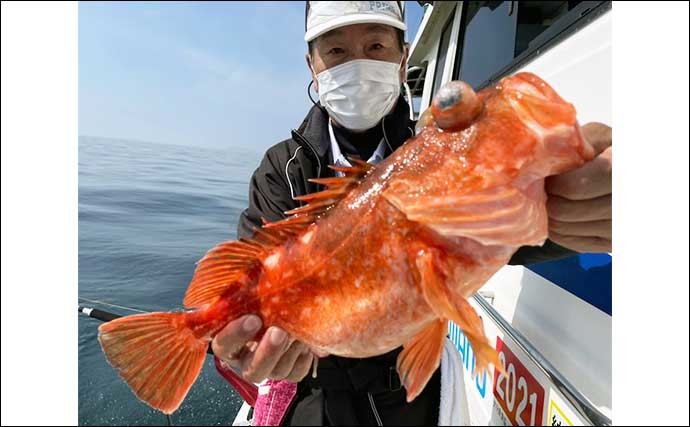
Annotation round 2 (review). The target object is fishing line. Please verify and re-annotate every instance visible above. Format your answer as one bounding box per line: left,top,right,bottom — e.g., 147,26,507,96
78,297,148,313
381,115,395,155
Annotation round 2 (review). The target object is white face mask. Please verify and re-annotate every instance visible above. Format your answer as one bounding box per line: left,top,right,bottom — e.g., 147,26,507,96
314,57,403,132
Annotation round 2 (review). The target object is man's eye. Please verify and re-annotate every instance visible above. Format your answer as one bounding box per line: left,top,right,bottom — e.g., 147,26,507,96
371,43,384,50
328,47,344,55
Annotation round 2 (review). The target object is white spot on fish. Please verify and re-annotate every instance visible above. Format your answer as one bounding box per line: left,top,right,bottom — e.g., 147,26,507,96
315,296,330,306
300,229,315,244
356,299,370,311
264,252,281,268
354,277,363,289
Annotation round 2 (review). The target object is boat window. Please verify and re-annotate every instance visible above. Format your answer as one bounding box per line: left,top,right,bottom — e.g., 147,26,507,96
514,1,583,56
453,1,602,89
431,7,456,98
454,1,518,90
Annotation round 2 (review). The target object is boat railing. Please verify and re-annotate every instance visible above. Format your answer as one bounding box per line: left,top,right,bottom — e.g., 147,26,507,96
472,294,612,426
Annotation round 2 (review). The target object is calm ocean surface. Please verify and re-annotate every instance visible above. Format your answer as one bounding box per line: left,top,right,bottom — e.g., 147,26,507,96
78,136,264,426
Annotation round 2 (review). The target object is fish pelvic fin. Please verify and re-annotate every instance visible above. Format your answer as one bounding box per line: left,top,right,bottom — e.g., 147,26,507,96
397,319,447,403
97,311,208,415
414,248,505,380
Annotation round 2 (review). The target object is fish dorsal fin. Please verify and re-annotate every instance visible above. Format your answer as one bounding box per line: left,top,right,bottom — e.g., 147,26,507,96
280,157,372,216
266,156,372,223
183,158,373,309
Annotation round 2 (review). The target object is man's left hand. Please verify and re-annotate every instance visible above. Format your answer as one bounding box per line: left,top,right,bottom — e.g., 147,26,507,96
545,122,612,253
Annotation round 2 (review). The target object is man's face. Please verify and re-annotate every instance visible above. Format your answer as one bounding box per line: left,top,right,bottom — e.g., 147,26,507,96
306,23,408,93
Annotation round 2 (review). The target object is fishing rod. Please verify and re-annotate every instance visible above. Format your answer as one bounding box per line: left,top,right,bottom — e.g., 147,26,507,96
79,300,259,424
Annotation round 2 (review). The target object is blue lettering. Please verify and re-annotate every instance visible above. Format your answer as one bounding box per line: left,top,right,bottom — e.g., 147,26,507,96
449,322,487,398
475,366,487,398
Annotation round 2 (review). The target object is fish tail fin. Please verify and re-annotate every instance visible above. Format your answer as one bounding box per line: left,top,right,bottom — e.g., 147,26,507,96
98,311,207,414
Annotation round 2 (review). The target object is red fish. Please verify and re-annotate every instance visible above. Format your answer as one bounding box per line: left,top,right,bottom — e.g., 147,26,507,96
98,72,594,414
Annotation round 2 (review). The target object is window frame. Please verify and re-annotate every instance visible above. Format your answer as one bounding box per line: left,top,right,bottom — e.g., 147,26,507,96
431,5,463,99
452,1,612,90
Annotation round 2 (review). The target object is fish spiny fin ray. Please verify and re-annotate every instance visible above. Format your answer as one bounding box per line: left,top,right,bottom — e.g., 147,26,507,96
267,157,373,225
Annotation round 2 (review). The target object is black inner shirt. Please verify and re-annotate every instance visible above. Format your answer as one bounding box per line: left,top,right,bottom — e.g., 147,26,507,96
331,122,384,162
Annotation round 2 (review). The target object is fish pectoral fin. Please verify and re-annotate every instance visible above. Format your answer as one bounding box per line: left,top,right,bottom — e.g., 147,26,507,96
384,181,548,247
415,249,505,379
397,319,447,403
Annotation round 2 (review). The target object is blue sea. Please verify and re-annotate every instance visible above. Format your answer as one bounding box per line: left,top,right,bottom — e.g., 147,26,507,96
78,136,264,426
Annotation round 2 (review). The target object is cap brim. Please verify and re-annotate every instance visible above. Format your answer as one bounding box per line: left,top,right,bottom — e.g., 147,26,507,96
305,13,407,42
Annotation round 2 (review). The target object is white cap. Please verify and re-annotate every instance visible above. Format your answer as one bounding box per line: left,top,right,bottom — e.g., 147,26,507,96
305,1,407,42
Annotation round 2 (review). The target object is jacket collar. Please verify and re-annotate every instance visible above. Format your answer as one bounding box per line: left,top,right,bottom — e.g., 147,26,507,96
292,95,415,162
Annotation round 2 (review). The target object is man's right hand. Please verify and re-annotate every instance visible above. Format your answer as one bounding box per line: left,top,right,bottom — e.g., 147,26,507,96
211,315,316,383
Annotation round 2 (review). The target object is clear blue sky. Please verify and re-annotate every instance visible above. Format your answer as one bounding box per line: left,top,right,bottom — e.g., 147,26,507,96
79,1,425,150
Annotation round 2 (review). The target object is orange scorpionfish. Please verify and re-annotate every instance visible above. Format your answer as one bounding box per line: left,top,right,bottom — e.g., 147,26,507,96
98,72,595,414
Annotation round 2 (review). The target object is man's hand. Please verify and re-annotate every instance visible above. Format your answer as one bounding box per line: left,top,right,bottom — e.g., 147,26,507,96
546,122,612,253
211,315,316,383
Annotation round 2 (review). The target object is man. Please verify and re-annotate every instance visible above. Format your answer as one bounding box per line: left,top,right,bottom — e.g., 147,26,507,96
212,2,612,425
